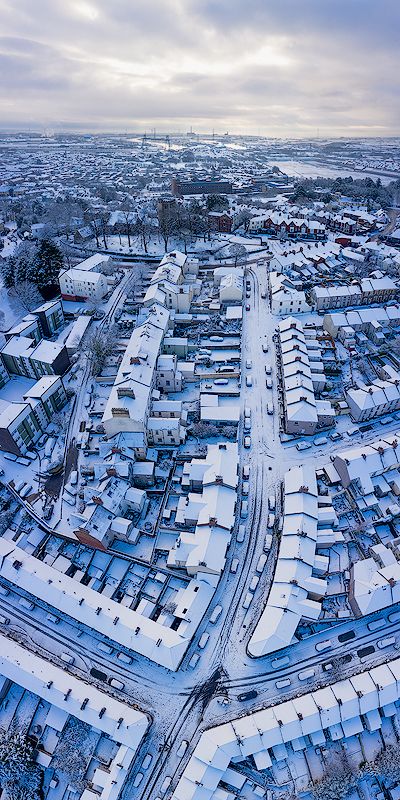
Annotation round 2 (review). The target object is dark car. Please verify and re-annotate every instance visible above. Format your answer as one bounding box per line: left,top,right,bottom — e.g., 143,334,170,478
238,689,258,702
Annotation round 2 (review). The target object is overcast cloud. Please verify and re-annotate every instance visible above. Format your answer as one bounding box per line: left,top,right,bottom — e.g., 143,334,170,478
0,0,399,135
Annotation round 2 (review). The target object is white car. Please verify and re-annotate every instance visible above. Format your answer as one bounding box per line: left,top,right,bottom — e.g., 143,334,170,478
246,359,252,369
246,375,253,387
296,441,312,451
243,435,251,448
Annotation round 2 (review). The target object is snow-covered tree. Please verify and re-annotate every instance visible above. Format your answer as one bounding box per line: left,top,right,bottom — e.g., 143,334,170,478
31,238,64,290
0,725,42,800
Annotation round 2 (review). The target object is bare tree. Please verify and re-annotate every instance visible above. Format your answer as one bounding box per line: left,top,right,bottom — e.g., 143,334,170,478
12,280,42,312
228,243,247,267
84,325,116,376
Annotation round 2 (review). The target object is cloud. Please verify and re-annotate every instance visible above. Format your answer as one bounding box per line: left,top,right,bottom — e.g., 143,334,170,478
0,0,398,134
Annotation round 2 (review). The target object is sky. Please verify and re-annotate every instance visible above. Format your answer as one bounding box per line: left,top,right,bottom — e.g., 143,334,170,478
0,0,399,137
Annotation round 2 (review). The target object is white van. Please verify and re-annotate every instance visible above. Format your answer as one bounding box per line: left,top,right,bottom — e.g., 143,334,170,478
242,464,250,480
267,402,274,415
268,495,276,511
267,513,275,528
230,558,239,574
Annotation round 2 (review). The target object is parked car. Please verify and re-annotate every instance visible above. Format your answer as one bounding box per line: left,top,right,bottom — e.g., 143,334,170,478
266,377,272,389
237,524,246,543
238,689,258,702
262,343,268,353
242,480,249,495
246,375,253,387
240,500,249,518
264,363,272,375
243,435,251,448
267,513,275,528
267,402,274,415
296,441,312,451
209,605,223,624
